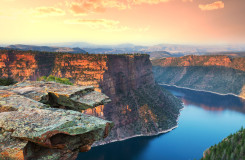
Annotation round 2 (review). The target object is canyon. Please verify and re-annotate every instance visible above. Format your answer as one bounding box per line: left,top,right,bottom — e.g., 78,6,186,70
0,49,182,146
152,55,245,99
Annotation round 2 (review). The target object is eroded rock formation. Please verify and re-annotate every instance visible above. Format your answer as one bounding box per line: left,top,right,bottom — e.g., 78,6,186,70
0,81,113,160
152,55,245,72
0,49,182,146
152,55,245,99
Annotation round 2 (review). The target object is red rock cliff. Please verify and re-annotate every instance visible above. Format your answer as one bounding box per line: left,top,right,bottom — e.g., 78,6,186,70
0,50,182,145
152,55,245,72
152,55,245,98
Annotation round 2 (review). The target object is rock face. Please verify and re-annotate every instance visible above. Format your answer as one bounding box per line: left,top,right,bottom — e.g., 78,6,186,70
152,55,245,72
0,81,113,160
0,49,182,145
152,55,245,99
0,81,110,111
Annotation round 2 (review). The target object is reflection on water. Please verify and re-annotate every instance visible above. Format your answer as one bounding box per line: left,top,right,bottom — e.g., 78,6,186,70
77,85,245,160
77,136,155,160
164,85,245,113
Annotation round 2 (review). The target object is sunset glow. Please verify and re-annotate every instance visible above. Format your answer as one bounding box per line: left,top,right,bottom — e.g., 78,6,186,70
0,0,244,45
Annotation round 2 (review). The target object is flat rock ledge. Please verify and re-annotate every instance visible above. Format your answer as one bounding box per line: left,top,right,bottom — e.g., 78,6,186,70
0,81,113,160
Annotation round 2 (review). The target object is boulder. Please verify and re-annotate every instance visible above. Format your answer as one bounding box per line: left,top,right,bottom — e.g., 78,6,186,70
0,81,111,111
0,90,48,112
0,81,113,160
0,108,113,160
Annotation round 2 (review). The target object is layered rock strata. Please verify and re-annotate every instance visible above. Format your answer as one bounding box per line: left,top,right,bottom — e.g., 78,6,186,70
0,81,113,160
0,50,183,146
152,55,245,99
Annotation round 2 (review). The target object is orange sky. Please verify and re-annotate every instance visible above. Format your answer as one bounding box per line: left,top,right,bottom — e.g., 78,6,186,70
0,0,245,45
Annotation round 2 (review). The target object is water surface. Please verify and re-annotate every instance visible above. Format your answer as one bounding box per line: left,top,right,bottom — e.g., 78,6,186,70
78,85,245,160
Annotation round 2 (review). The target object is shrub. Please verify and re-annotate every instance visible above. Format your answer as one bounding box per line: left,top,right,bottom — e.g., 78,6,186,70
37,75,73,85
0,77,16,86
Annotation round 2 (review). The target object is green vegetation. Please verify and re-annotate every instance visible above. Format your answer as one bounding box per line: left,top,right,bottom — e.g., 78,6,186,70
202,127,245,160
0,77,16,86
37,75,73,85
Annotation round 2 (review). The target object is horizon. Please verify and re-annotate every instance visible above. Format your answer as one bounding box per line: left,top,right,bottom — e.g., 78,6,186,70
1,42,245,48
1,0,245,45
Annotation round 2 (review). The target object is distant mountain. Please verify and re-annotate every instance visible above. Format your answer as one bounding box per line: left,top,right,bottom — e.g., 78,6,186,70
147,51,181,60
206,51,245,57
44,42,245,55
3,43,245,59
144,44,245,55
6,44,87,54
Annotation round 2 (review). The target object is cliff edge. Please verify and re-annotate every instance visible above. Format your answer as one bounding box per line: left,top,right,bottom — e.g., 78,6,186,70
152,55,245,99
0,49,183,145
0,81,113,160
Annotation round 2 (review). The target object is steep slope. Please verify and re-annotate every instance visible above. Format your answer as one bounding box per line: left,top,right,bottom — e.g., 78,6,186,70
202,127,245,160
152,55,245,99
0,49,182,145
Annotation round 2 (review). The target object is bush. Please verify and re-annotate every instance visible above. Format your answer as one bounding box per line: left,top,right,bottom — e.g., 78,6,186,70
0,77,16,86
37,75,73,85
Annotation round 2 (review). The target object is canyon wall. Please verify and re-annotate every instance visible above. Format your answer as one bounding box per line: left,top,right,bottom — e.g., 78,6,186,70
0,49,182,145
152,55,245,98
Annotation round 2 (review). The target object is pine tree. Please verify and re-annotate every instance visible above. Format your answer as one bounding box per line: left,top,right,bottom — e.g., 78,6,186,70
240,146,244,158
221,149,226,160
230,153,235,160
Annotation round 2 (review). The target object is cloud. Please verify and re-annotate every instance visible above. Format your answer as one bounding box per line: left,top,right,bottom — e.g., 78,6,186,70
65,18,119,26
131,0,169,5
68,0,173,15
32,7,66,17
65,18,130,31
199,1,224,11
182,0,193,2
69,0,127,15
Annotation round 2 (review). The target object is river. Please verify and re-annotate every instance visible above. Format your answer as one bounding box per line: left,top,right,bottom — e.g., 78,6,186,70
77,85,245,160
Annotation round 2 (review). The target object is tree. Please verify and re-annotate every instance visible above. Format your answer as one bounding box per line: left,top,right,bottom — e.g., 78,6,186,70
221,149,226,160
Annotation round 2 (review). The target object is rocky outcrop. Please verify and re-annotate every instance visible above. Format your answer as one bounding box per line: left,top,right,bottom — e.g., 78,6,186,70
0,81,113,160
152,55,245,99
152,55,245,72
0,49,183,145
0,81,110,111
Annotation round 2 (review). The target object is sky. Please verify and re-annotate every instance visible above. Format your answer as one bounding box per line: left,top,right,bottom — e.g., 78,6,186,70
0,0,245,45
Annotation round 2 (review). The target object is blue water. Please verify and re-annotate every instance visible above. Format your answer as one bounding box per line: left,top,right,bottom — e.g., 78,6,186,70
78,85,245,160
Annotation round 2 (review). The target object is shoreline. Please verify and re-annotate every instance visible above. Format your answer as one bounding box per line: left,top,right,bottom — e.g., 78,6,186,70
159,83,245,100
92,106,184,148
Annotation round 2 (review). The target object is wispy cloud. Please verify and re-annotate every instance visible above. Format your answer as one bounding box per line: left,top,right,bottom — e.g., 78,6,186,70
68,0,127,15
32,7,66,17
199,1,224,11
65,18,130,32
182,0,193,2
131,0,169,5
68,0,174,15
